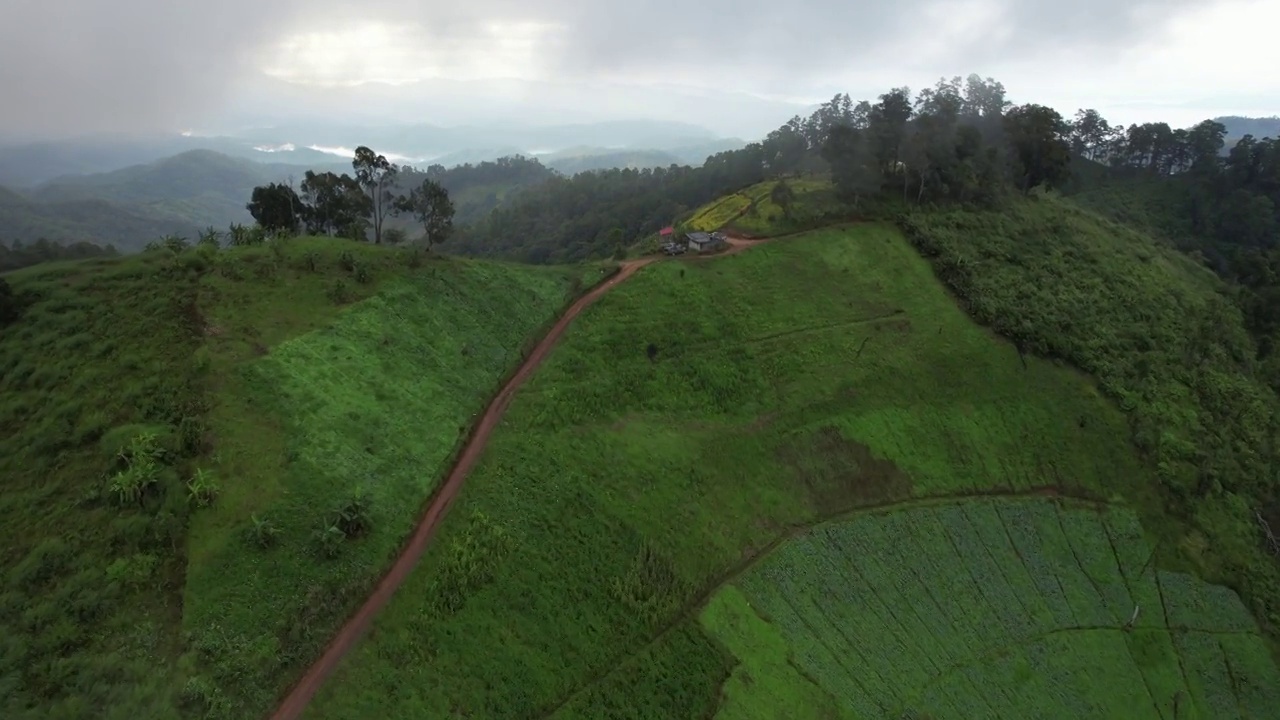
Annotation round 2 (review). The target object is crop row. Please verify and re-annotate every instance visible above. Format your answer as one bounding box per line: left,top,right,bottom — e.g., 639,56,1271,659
727,497,1280,718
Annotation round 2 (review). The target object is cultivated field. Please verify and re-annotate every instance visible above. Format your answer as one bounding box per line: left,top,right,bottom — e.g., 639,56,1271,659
706,497,1280,719
686,192,751,232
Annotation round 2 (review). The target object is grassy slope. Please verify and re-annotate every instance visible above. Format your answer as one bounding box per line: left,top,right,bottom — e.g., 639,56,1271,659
704,497,1280,719
305,224,1170,718
0,238,606,718
1,252,208,719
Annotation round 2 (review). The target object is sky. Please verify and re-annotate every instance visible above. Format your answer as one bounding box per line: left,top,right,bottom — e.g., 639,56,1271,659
0,0,1276,142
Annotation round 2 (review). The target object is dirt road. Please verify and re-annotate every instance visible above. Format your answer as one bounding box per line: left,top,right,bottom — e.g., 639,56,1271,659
270,232,777,719
269,258,655,720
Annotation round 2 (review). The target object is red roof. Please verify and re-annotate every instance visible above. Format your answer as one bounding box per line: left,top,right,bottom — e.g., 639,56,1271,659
659,226,674,236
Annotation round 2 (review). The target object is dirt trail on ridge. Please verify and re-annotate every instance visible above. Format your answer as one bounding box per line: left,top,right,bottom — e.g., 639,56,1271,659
269,258,654,720
271,232,778,719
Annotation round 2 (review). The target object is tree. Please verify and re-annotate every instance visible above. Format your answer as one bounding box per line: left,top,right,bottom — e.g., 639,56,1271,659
1069,109,1113,162
868,88,914,180
1185,120,1228,174
762,120,808,178
1003,104,1072,193
352,146,400,244
394,178,455,250
301,171,370,237
822,125,878,206
246,183,304,234
771,179,796,219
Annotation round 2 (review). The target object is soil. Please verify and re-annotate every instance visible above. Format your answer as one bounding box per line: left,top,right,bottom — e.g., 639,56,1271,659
272,237,775,718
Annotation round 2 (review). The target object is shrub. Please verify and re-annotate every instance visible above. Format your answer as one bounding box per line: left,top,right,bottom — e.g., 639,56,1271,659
404,247,424,269
246,514,280,549
338,250,356,272
227,223,260,247
104,553,158,590
107,431,166,505
353,263,372,284
186,469,219,509
326,279,350,304
333,490,373,538
197,227,222,248
313,524,345,559
384,227,408,245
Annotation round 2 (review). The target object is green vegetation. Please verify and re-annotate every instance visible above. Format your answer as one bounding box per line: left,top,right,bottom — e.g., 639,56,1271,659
677,178,867,240
685,192,751,231
705,497,1280,719
304,225,1184,718
0,234,605,718
900,196,1280,634
6,67,1280,720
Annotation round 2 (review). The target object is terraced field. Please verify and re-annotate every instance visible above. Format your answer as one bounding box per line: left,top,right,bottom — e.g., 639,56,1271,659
686,193,751,232
706,497,1280,719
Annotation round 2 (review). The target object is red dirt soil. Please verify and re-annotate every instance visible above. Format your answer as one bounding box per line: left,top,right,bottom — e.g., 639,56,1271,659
269,258,656,720
272,235,775,719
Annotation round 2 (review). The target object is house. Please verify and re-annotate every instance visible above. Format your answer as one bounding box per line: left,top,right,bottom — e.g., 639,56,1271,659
659,226,675,239
685,231,726,253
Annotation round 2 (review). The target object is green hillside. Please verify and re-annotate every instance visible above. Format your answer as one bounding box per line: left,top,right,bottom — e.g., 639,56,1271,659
0,238,607,718
5,69,1280,720
0,191,196,250
301,220,1277,719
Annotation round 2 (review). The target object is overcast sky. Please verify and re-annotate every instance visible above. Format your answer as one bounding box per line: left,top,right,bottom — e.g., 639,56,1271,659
1,0,1276,142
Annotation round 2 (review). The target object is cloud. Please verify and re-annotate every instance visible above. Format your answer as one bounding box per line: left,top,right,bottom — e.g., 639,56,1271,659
0,0,1244,140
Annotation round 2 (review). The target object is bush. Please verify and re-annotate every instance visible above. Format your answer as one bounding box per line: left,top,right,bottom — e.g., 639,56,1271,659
333,490,373,538
107,431,166,505
384,227,408,245
186,469,219,509
246,515,279,549
353,263,372,284
326,279,350,305
313,524,345,559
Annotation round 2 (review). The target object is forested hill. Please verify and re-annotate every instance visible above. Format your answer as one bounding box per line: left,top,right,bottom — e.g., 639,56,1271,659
450,76,1279,352
395,155,554,226
451,149,767,263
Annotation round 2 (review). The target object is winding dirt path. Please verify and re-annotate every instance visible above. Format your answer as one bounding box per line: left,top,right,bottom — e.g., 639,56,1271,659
270,258,655,720
271,233,777,719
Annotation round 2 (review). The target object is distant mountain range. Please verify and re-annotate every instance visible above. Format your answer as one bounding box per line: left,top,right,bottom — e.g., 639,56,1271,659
0,119,747,188
1215,115,1280,147
0,118,752,251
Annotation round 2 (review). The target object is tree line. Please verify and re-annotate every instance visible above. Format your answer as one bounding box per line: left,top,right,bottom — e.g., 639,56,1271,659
246,146,457,249
0,237,119,273
449,75,1075,262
